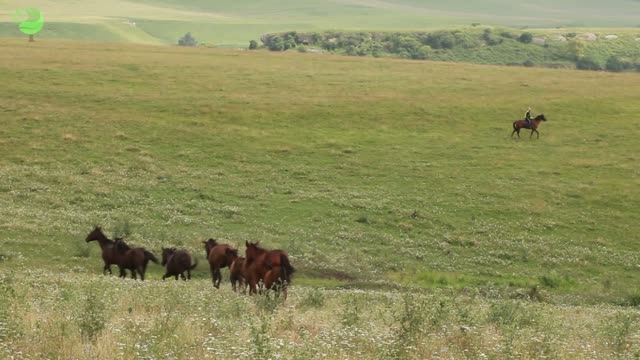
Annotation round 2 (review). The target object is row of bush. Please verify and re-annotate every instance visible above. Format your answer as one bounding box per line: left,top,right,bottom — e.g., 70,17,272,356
251,29,640,72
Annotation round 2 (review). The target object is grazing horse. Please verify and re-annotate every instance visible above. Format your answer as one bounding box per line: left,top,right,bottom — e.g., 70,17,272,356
113,239,158,280
161,247,198,280
512,114,547,139
203,238,239,289
85,226,119,275
243,241,295,296
229,256,247,293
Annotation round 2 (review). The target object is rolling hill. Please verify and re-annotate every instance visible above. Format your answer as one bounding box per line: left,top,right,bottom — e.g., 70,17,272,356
1,34,640,358
1,0,640,46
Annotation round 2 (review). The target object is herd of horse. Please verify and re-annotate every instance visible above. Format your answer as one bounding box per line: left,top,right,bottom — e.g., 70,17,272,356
85,226,295,295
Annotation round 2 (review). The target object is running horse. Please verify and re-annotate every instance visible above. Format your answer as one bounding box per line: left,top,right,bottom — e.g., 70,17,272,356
243,241,295,297
85,226,118,275
512,114,547,139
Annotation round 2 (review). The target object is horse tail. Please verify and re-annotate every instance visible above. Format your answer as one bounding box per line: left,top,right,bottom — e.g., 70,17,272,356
190,257,198,270
144,250,159,264
280,254,295,282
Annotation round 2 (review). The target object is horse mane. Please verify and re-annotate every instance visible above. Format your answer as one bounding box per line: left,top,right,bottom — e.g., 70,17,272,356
114,238,131,253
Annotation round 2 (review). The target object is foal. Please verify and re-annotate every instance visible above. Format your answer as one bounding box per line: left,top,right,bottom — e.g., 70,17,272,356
229,256,247,293
161,247,197,280
203,238,239,289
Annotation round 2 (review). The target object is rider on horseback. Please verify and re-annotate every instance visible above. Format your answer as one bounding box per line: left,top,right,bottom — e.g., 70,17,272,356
524,107,533,127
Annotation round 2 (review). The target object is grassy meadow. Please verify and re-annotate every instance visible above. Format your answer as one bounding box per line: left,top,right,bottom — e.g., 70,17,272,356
0,39,640,358
1,0,640,46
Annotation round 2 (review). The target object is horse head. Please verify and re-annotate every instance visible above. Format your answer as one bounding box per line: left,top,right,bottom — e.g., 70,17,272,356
85,225,106,243
161,247,177,266
203,238,218,256
535,114,546,121
245,241,265,262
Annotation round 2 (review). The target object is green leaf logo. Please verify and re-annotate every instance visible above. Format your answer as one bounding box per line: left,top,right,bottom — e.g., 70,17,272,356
12,8,44,35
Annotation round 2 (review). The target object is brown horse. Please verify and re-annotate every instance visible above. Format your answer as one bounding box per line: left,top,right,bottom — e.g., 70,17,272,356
114,239,158,280
243,241,295,296
512,114,547,139
229,257,247,293
85,226,119,275
203,238,239,289
161,247,198,280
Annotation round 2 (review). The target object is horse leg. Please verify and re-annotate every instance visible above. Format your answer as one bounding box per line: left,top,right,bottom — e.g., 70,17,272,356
511,129,517,137
248,276,258,295
535,129,540,139
181,272,187,281
215,268,222,289
209,264,216,287
187,268,191,280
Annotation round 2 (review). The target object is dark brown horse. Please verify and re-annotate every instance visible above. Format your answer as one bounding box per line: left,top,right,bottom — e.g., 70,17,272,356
203,238,239,289
512,114,547,139
229,256,247,293
114,239,158,280
161,247,198,280
243,241,295,296
85,226,119,275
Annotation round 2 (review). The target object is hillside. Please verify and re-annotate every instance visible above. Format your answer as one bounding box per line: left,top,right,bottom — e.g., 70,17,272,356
1,39,640,358
1,0,640,46
260,27,640,71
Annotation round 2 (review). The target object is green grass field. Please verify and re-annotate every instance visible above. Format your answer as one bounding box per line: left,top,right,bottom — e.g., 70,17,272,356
1,39,640,358
1,0,640,46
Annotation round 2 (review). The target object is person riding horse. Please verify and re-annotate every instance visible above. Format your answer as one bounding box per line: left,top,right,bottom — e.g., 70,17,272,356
524,107,533,127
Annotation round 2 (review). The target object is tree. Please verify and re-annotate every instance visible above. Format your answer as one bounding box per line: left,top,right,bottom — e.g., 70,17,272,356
268,36,285,51
249,40,258,50
606,56,634,72
576,57,602,71
178,32,197,47
565,39,585,61
518,32,533,44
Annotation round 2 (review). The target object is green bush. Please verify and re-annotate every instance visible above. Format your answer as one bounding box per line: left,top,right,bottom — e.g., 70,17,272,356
606,56,635,72
249,40,258,50
178,32,197,47
519,32,533,43
576,57,602,70
268,36,285,51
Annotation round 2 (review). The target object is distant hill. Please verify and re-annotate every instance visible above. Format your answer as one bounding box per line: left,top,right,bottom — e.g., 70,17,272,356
260,27,640,71
1,0,639,46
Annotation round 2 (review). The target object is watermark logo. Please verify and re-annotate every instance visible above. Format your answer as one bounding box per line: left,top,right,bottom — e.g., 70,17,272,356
12,7,44,36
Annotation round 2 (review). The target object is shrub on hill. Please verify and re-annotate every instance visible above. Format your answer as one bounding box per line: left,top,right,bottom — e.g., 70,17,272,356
606,56,635,72
576,56,603,70
178,32,197,47
518,32,533,44
258,29,640,71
